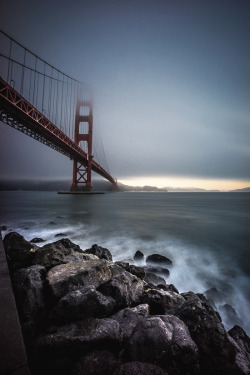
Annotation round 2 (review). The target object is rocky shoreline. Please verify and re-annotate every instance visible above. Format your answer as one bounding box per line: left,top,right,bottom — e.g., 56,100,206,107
3,232,250,375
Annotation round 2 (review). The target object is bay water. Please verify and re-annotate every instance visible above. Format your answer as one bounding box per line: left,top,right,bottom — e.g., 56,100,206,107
0,191,249,333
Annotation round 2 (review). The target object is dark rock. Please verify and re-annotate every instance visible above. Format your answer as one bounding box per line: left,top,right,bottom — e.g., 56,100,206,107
133,250,144,261
145,265,170,277
123,315,199,374
114,362,168,375
3,232,34,270
142,288,185,315
49,222,56,225
32,238,88,270
115,262,145,279
0,225,7,230
34,317,122,352
144,272,167,286
71,350,120,375
31,238,45,243
146,254,172,266
112,304,149,340
219,304,243,329
84,244,113,261
47,259,112,299
229,325,250,355
11,265,46,329
55,233,68,237
203,287,225,304
52,286,116,321
171,292,250,375
98,267,144,309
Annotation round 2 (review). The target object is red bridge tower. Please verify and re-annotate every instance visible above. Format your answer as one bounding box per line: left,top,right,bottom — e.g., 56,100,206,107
71,98,93,191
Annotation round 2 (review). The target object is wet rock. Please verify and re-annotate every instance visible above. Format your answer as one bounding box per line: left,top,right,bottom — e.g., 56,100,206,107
47,259,112,299
123,315,199,374
115,261,145,279
84,244,113,261
145,265,170,277
11,265,46,325
171,292,250,375
112,304,149,340
203,287,225,304
32,238,87,269
3,232,35,270
52,286,116,321
229,325,250,356
98,268,144,309
142,288,185,315
55,233,68,237
133,250,144,261
34,318,122,352
31,238,45,243
146,254,172,266
71,350,120,375
114,362,168,375
0,225,7,231
219,303,243,329
144,272,167,286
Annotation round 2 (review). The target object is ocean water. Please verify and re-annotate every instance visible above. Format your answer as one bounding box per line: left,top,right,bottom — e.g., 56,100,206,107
0,191,249,334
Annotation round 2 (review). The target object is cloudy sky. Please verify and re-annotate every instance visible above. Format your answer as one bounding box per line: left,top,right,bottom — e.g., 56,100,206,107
0,0,250,189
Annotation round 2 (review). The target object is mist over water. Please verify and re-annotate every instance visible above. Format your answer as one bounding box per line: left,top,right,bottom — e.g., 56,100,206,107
0,191,249,334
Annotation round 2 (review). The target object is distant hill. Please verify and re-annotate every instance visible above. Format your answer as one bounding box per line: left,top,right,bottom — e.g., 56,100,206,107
229,187,250,193
117,182,220,192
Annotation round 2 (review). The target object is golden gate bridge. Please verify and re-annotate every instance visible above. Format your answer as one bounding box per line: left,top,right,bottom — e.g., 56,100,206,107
0,30,118,192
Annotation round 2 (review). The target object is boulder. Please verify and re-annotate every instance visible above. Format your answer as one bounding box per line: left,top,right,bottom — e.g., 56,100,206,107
112,304,150,340
142,288,185,315
84,244,113,261
3,232,34,270
52,286,116,321
11,265,46,326
30,237,45,243
98,268,144,309
133,250,144,261
123,315,199,374
114,362,168,375
115,261,145,279
219,304,243,329
144,272,167,286
146,254,172,266
71,350,120,375
229,325,250,356
145,266,170,277
47,259,112,299
172,292,250,375
32,238,87,269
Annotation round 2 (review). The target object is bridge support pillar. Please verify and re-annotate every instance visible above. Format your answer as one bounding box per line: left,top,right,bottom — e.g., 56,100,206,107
71,98,93,192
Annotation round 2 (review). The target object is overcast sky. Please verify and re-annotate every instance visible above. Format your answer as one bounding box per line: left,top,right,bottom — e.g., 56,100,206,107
0,0,250,189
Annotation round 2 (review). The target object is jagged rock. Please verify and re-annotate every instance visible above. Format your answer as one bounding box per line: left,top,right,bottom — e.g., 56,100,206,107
171,292,250,375
11,265,46,324
34,318,122,351
52,286,116,321
98,268,144,309
133,250,144,261
47,259,112,299
219,303,243,328
84,244,113,261
31,238,45,243
141,288,185,315
3,232,35,270
123,315,199,374
115,262,145,279
32,238,87,269
114,362,168,375
145,265,170,277
112,304,149,340
144,272,167,286
146,254,172,266
71,350,120,375
203,287,226,304
229,325,250,356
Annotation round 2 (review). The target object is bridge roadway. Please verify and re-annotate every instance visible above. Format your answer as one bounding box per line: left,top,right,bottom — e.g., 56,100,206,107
0,77,116,187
